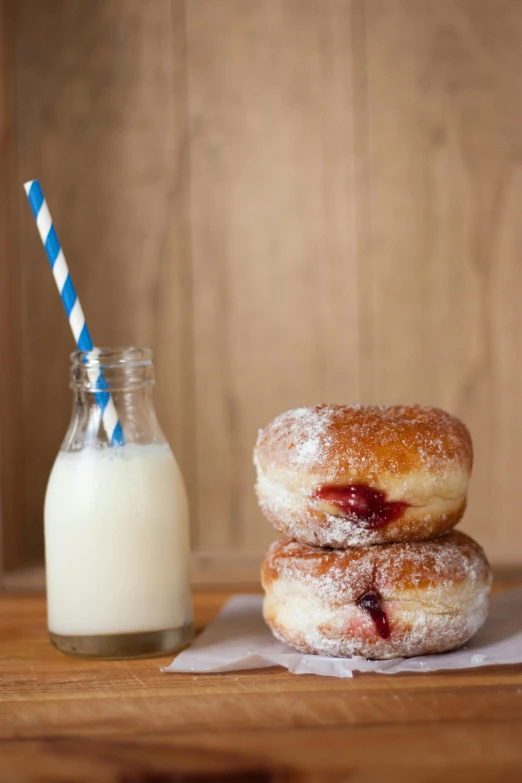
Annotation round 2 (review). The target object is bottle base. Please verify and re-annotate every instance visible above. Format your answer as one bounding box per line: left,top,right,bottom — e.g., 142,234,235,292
49,622,194,660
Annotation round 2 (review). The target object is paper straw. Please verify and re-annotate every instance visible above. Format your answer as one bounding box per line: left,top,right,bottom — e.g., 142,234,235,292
24,180,124,446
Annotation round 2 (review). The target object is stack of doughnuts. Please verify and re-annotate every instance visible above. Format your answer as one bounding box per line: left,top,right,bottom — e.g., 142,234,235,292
254,405,492,659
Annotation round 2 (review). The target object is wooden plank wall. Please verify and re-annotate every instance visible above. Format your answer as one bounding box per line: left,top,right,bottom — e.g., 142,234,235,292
14,0,195,571
2,0,522,580
359,0,522,561
0,0,26,577
186,0,359,575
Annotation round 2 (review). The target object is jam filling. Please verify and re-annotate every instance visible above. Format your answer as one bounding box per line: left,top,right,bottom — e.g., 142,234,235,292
357,590,390,640
313,483,408,529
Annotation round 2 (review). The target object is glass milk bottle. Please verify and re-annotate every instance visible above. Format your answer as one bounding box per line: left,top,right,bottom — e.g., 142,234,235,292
44,348,193,658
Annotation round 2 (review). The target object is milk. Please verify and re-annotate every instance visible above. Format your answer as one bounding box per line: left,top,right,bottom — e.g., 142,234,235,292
44,444,192,637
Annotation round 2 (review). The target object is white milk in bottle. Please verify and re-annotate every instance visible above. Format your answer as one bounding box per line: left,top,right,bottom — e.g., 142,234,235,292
44,348,193,658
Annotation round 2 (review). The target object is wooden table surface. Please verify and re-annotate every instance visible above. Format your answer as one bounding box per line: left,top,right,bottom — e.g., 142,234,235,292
1,588,522,783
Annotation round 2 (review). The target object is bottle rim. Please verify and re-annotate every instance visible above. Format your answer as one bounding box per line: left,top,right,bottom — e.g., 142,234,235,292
69,347,154,392
70,346,153,370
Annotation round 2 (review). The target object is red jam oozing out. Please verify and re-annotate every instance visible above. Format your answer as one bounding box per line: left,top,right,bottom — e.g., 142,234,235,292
357,590,390,640
313,483,408,529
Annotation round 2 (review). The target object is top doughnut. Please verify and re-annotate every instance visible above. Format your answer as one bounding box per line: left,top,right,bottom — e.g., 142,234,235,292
254,405,472,548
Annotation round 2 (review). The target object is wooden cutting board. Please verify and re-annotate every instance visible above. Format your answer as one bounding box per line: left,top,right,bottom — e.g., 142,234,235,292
1,588,522,782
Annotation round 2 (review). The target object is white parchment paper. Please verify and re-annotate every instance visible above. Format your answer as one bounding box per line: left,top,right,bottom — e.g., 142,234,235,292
163,587,522,678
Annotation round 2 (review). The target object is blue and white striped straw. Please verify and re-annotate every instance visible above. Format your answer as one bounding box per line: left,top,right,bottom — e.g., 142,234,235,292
24,180,124,446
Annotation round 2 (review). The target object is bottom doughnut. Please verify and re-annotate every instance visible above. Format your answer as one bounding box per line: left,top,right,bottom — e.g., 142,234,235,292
261,532,492,659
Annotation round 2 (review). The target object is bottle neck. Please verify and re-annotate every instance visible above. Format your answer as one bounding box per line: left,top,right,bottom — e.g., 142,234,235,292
61,348,167,451
70,347,154,393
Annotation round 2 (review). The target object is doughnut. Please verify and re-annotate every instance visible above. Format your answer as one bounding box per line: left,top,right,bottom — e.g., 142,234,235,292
254,405,472,548
261,532,492,659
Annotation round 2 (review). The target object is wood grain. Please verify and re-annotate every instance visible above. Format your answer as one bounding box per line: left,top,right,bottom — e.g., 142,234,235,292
1,589,522,781
15,0,195,561
0,739,284,783
0,0,27,574
357,0,522,563
186,0,359,563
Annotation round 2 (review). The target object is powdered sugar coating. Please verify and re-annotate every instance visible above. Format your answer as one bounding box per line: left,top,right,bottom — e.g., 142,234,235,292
254,405,472,548
262,533,492,659
256,404,472,480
